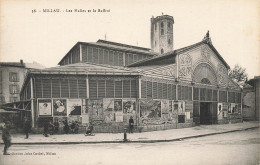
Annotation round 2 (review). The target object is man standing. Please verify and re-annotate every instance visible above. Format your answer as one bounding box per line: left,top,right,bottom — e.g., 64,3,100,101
129,116,134,133
2,122,11,155
24,117,31,139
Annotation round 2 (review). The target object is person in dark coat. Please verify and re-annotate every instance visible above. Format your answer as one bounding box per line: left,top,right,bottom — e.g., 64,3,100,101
85,122,94,136
54,120,59,134
129,116,134,133
24,118,31,139
2,122,11,155
43,120,49,137
63,120,69,134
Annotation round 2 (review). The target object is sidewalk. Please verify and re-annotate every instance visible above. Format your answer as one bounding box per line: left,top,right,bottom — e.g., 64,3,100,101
0,121,259,145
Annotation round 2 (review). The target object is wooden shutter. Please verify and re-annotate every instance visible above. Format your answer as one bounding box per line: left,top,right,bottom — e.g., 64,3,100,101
158,83,163,99
98,48,104,64
172,85,176,100
147,81,152,98
141,80,147,98
78,79,87,98
87,46,93,63
82,45,87,62
42,79,51,98
52,79,60,98
97,80,105,98
123,80,130,98
213,90,218,101
114,52,119,66
69,79,78,98
89,80,97,99
93,47,98,64
162,83,167,99
152,82,158,99
109,50,114,65
130,80,137,98
106,80,114,98
104,50,109,65
35,78,42,98
61,79,69,98
119,52,124,66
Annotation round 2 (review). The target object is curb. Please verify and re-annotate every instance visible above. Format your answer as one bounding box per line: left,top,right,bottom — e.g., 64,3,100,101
1,126,258,145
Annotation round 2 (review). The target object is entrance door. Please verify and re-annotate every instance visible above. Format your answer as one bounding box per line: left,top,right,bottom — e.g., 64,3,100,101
200,102,211,124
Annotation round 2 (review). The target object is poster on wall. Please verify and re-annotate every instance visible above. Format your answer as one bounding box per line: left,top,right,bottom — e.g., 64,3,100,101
114,99,122,112
173,101,178,115
115,112,123,122
104,111,115,123
178,101,185,114
53,99,67,116
185,112,190,119
140,99,161,125
217,103,223,120
82,99,88,114
161,100,169,114
81,114,89,124
38,99,52,116
67,99,82,116
123,99,136,114
103,98,114,111
88,100,103,117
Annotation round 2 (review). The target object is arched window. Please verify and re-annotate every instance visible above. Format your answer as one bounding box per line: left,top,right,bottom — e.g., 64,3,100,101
155,23,157,30
201,78,211,84
161,49,164,54
155,41,157,47
161,29,164,35
161,22,164,28
168,39,171,44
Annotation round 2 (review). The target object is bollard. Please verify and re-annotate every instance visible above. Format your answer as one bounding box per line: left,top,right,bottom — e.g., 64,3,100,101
123,128,127,142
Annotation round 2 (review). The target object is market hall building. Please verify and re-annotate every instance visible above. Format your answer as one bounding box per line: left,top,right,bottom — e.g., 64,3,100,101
16,14,242,132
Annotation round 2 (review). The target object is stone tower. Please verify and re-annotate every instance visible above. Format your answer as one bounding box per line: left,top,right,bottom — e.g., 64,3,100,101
151,14,174,54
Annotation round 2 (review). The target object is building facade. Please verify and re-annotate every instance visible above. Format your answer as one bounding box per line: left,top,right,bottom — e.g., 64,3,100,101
16,15,242,133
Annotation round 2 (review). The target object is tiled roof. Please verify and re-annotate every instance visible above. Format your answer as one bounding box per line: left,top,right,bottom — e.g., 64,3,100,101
58,40,158,65
0,62,25,68
128,40,230,69
29,62,140,75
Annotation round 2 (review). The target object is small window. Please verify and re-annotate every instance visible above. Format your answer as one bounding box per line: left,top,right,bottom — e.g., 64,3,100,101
161,22,164,28
9,85,19,94
168,39,171,44
9,72,19,82
161,29,164,35
161,49,164,54
0,96,5,104
154,23,157,30
10,97,18,103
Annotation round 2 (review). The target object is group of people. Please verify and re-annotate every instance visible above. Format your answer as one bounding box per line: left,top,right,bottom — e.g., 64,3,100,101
2,116,135,155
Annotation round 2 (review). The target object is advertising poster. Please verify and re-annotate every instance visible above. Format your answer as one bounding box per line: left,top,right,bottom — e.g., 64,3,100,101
114,99,122,112
123,99,136,114
104,111,115,123
185,112,190,119
103,98,114,111
81,114,89,124
38,99,52,116
88,100,103,117
53,99,67,116
67,99,82,116
217,103,223,120
178,101,185,114
140,99,161,125
115,112,123,122
82,99,88,114
161,100,169,114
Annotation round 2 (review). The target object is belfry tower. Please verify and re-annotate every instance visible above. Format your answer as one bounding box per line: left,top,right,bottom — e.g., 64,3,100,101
151,14,174,54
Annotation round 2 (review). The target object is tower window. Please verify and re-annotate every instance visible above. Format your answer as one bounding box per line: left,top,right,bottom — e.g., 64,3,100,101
161,49,164,54
168,39,171,44
155,41,157,47
161,29,164,35
155,23,157,30
168,22,171,28
160,22,164,28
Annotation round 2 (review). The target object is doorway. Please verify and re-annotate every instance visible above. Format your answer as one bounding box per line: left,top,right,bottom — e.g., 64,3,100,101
200,102,217,125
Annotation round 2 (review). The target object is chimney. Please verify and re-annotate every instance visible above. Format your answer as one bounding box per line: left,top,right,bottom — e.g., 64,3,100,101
20,59,23,65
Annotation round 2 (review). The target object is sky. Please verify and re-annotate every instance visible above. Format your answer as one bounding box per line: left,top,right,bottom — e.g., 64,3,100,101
0,0,259,78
